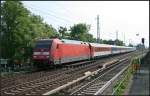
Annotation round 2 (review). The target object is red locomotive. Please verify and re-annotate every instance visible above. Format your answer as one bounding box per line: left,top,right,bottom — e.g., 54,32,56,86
32,38,135,67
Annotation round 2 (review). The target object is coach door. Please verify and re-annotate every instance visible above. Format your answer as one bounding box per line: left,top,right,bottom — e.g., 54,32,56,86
89,43,93,60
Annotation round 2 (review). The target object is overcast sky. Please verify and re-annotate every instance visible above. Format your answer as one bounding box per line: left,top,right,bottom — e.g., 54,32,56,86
22,1,149,47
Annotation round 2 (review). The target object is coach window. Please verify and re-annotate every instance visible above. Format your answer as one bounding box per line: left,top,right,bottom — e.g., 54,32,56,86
97,47,99,52
96,47,98,51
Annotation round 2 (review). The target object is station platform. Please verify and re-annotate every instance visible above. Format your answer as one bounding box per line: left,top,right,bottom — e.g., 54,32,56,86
125,51,149,95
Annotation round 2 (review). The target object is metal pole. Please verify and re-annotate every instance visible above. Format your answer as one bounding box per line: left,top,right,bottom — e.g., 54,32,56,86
97,15,100,43
115,30,118,45
124,32,125,46
143,43,144,57
116,31,118,40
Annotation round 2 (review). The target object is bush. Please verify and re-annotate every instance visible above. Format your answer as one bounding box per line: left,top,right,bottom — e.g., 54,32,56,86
132,58,140,64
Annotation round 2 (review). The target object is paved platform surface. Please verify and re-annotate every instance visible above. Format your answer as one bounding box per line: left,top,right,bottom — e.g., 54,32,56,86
128,67,149,95
126,51,149,95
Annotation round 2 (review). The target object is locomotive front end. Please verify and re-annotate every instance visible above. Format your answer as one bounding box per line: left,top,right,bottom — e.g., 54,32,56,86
32,39,53,67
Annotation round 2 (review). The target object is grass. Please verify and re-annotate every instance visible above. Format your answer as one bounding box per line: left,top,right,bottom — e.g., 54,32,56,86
113,66,133,95
113,57,141,95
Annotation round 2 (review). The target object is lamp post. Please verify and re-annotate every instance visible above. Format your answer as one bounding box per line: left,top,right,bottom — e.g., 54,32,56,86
141,38,145,58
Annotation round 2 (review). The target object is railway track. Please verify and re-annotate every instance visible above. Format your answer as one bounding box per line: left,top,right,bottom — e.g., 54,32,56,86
1,68,65,88
0,53,124,89
43,51,143,95
0,60,103,95
1,60,93,89
70,58,130,95
0,51,142,95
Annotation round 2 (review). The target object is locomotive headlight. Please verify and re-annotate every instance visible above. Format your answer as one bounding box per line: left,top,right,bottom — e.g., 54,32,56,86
43,52,49,55
33,52,40,55
46,56,49,58
33,56,37,58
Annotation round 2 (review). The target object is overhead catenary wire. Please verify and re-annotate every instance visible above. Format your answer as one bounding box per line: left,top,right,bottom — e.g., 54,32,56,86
24,4,75,24
23,2,102,38
52,2,80,22
24,3,95,26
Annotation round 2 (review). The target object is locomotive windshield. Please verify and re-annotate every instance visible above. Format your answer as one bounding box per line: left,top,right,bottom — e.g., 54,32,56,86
35,40,52,49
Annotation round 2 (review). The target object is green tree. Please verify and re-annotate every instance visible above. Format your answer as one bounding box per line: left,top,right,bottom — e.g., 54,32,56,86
29,14,57,45
1,1,58,65
58,26,67,38
83,33,94,42
1,1,30,59
70,23,90,41
103,39,115,45
128,43,133,47
90,38,97,43
64,32,71,39
102,39,124,46
115,39,124,46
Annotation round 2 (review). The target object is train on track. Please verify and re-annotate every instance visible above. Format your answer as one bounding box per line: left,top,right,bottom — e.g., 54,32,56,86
32,38,136,67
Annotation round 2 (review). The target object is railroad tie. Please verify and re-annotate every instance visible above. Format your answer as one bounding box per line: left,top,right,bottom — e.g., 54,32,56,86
4,91,15,95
